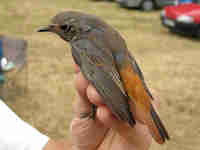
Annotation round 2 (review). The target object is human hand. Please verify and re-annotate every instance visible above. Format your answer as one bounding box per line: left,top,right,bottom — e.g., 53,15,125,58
70,63,159,150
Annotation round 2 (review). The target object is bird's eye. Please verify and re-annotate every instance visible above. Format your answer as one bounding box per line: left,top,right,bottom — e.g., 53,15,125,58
60,24,73,33
60,24,68,30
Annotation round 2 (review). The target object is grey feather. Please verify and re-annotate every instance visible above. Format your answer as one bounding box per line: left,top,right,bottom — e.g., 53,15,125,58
72,39,136,126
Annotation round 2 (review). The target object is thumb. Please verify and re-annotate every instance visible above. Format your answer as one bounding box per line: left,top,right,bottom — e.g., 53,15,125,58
73,71,91,118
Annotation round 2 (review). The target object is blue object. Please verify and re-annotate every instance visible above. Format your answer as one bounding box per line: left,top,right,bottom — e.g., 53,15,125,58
0,40,5,84
178,0,192,4
0,40,3,59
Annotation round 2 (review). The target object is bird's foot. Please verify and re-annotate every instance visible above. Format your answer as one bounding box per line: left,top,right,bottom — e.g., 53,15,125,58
80,104,97,120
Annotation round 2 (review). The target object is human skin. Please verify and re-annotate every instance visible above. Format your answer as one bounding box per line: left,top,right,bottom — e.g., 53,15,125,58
44,62,156,150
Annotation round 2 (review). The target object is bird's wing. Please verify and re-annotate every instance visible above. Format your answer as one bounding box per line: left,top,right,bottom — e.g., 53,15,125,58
71,39,135,126
124,52,170,143
127,52,154,100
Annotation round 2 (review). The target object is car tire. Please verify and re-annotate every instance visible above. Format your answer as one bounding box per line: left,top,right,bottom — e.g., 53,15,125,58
196,30,200,38
169,28,176,33
141,0,154,11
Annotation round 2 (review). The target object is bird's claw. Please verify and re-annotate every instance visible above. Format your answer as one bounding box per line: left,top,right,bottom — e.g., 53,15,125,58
80,104,97,120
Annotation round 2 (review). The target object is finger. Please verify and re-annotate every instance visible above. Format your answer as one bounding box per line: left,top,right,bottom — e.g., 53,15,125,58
96,105,140,138
73,62,80,74
151,89,160,108
97,105,152,148
96,106,125,128
149,89,161,116
73,94,92,117
86,85,125,128
75,72,89,98
87,84,104,106
115,121,152,150
73,72,91,117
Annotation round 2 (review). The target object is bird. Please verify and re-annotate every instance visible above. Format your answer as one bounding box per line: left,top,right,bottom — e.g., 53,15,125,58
37,11,169,144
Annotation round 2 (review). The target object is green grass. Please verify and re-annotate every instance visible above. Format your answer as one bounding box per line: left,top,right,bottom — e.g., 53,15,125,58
1,0,200,149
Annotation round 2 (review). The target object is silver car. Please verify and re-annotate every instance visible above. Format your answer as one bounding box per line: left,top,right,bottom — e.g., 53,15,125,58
116,0,176,11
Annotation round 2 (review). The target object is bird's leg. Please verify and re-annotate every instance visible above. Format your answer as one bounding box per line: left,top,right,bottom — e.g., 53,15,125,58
89,104,97,120
80,104,97,120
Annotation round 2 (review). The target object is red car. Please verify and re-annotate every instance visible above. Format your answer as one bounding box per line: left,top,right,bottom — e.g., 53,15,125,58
161,3,200,36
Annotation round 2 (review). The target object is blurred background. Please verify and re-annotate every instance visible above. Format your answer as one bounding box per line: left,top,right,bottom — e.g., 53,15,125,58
0,0,200,150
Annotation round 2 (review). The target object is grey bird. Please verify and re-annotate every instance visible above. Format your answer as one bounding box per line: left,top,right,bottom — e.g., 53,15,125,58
37,11,169,144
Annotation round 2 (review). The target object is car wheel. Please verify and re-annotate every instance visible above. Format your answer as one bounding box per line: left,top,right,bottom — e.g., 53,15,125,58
169,28,177,33
196,30,200,38
141,0,154,11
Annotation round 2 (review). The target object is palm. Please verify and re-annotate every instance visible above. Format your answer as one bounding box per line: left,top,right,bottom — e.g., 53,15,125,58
70,66,152,150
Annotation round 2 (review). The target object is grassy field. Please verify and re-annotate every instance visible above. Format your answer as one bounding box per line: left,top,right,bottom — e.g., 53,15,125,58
1,0,200,149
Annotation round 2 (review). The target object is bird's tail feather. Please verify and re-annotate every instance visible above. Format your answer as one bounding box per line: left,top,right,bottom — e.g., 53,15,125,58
147,104,170,144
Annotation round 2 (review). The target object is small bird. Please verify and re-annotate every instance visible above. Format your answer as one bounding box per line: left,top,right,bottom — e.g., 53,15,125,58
38,11,169,144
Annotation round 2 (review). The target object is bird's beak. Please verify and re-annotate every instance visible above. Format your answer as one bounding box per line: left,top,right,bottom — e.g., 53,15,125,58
37,26,50,32
37,24,59,32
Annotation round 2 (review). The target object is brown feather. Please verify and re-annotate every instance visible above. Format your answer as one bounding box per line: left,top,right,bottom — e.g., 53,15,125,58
146,113,165,144
119,63,169,144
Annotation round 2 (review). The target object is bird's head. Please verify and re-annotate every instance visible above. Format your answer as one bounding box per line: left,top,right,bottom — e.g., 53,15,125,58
37,11,107,42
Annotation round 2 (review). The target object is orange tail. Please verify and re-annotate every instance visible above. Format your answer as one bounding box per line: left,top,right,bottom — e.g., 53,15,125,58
147,104,170,144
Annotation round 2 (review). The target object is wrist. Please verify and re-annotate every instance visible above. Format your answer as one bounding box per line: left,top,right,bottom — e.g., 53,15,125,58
43,139,72,150
98,123,151,150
